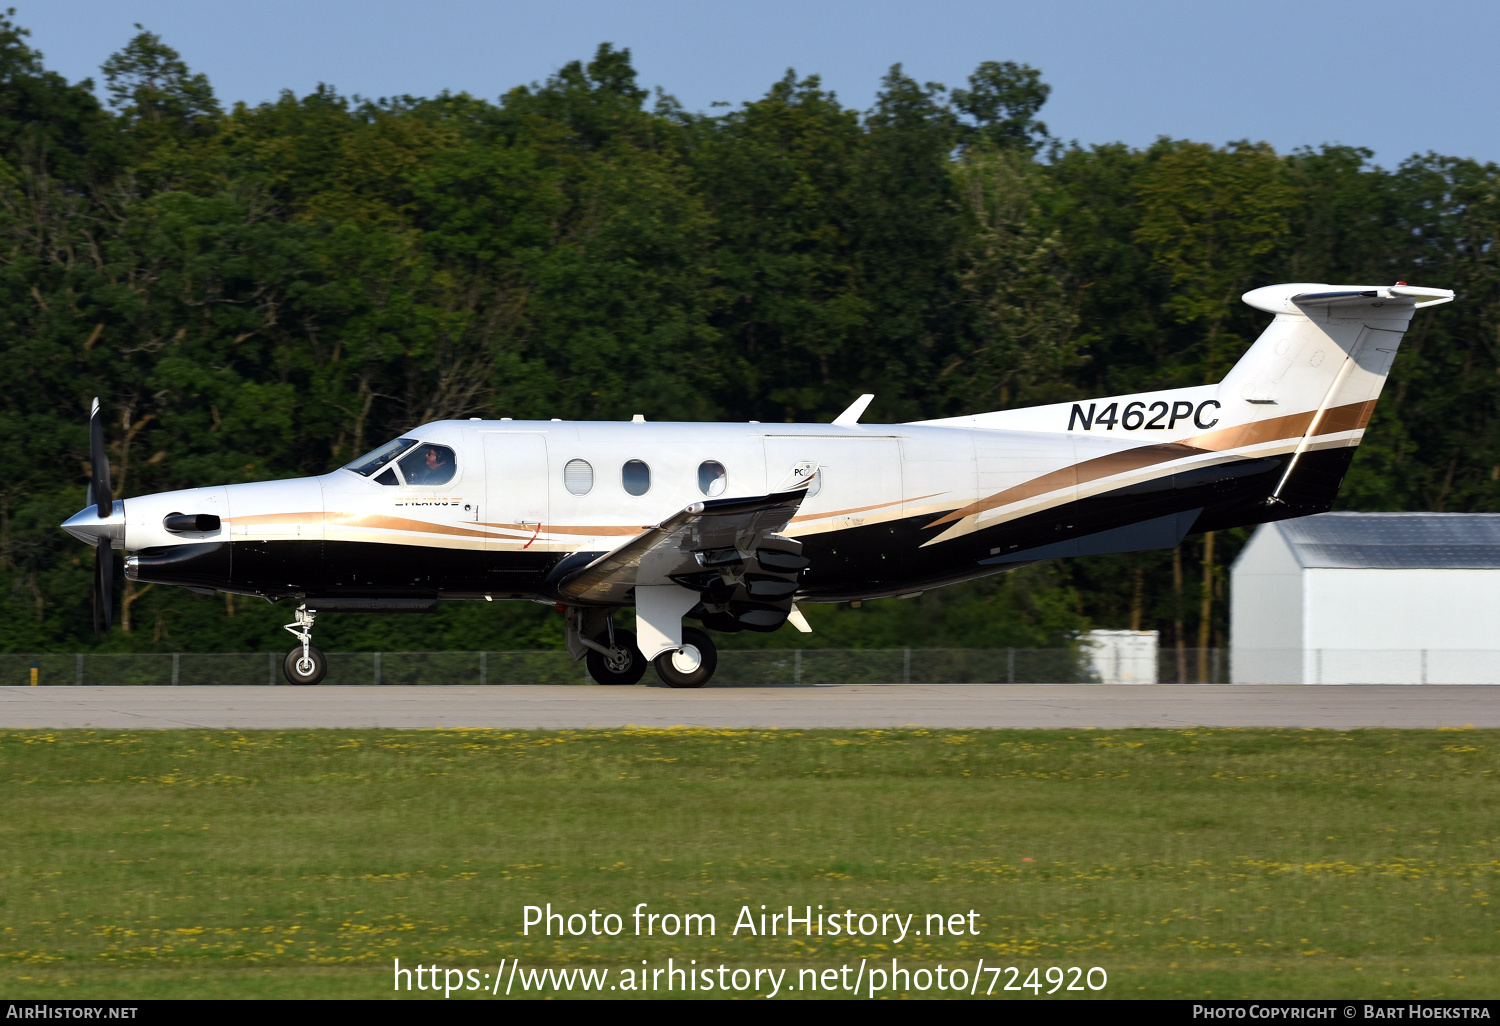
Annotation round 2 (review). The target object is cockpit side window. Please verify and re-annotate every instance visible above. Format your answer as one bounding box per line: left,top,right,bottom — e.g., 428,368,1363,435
345,437,418,477
398,443,457,486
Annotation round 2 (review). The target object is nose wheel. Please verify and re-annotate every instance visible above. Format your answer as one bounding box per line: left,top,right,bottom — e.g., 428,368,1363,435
654,627,718,688
281,604,328,685
283,645,328,686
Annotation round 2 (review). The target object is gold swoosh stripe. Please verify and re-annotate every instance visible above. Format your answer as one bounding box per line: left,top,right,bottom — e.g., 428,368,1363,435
925,401,1374,530
1183,400,1375,451
236,511,500,541
539,524,645,537
925,443,1207,528
233,512,322,525
789,492,943,525
334,514,497,540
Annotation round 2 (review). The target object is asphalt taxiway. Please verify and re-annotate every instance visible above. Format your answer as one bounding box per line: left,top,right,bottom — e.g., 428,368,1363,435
0,684,1495,730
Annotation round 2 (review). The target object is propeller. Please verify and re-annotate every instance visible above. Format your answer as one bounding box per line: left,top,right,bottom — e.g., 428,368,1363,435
88,397,114,634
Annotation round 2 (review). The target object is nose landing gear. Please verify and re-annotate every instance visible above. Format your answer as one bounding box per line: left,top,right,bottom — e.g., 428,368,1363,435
282,604,327,685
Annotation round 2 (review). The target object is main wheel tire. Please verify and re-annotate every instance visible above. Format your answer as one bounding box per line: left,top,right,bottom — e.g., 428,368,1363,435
654,627,718,689
283,644,328,686
585,629,647,686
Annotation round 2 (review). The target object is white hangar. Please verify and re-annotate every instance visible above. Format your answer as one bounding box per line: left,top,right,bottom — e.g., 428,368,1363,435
1230,512,1500,684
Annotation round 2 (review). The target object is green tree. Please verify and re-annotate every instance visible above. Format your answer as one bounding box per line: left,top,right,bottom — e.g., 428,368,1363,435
1133,139,1298,380
100,25,219,132
689,71,867,421
951,60,1051,153
946,143,1081,410
0,9,117,188
852,65,963,421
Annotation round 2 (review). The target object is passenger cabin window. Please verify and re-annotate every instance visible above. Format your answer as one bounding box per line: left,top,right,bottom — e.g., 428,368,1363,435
622,459,651,496
698,460,727,496
397,443,457,486
563,459,594,495
345,437,417,477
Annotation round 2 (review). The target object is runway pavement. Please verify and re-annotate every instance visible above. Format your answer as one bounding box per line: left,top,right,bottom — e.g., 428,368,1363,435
0,683,1496,729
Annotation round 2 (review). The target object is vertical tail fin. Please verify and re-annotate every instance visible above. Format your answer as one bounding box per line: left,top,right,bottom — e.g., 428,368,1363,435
1210,283,1453,510
923,282,1454,452
910,282,1455,550
1224,283,1452,414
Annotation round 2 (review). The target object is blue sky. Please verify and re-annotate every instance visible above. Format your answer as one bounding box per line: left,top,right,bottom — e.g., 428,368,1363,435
16,0,1498,167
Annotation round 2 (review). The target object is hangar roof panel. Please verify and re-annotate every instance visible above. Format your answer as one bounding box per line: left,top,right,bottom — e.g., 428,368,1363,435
1276,512,1500,569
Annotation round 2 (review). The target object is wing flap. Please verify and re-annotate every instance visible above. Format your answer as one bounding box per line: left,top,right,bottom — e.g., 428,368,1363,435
555,488,810,606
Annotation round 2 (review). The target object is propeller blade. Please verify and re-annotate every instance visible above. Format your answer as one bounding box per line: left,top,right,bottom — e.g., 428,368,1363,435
94,537,113,634
89,397,112,519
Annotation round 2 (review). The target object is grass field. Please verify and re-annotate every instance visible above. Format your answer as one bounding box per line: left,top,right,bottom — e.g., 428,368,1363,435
0,727,1495,1000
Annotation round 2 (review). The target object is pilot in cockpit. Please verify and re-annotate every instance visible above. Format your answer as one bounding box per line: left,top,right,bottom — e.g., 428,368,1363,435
402,444,455,486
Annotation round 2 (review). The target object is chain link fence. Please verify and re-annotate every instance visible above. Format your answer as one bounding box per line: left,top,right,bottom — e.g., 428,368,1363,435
3,648,1493,686
2,648,1097,686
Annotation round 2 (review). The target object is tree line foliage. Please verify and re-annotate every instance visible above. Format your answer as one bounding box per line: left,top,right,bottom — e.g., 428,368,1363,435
0,14,1495,654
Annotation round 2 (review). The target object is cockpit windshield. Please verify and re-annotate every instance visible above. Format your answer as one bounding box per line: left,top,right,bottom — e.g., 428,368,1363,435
344,437,418,477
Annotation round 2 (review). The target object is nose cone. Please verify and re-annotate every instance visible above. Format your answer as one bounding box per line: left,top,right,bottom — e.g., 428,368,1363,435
62,499,126,547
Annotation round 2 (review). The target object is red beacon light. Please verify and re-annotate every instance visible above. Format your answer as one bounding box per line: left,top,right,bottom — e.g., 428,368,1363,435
1395,281,1408,286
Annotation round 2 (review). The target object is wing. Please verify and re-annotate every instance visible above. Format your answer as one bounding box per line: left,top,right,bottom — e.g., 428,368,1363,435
553,486,812,628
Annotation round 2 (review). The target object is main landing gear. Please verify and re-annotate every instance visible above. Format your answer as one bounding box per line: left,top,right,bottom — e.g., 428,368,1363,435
653,627,717,688
573,610,718,688
282,604,328,685
584,626,647,686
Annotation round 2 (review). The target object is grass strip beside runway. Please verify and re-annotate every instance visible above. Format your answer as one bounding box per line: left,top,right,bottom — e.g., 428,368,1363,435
0,728,1495,999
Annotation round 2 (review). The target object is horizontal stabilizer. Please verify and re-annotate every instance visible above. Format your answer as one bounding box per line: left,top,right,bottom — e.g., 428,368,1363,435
1244,282,1454,315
